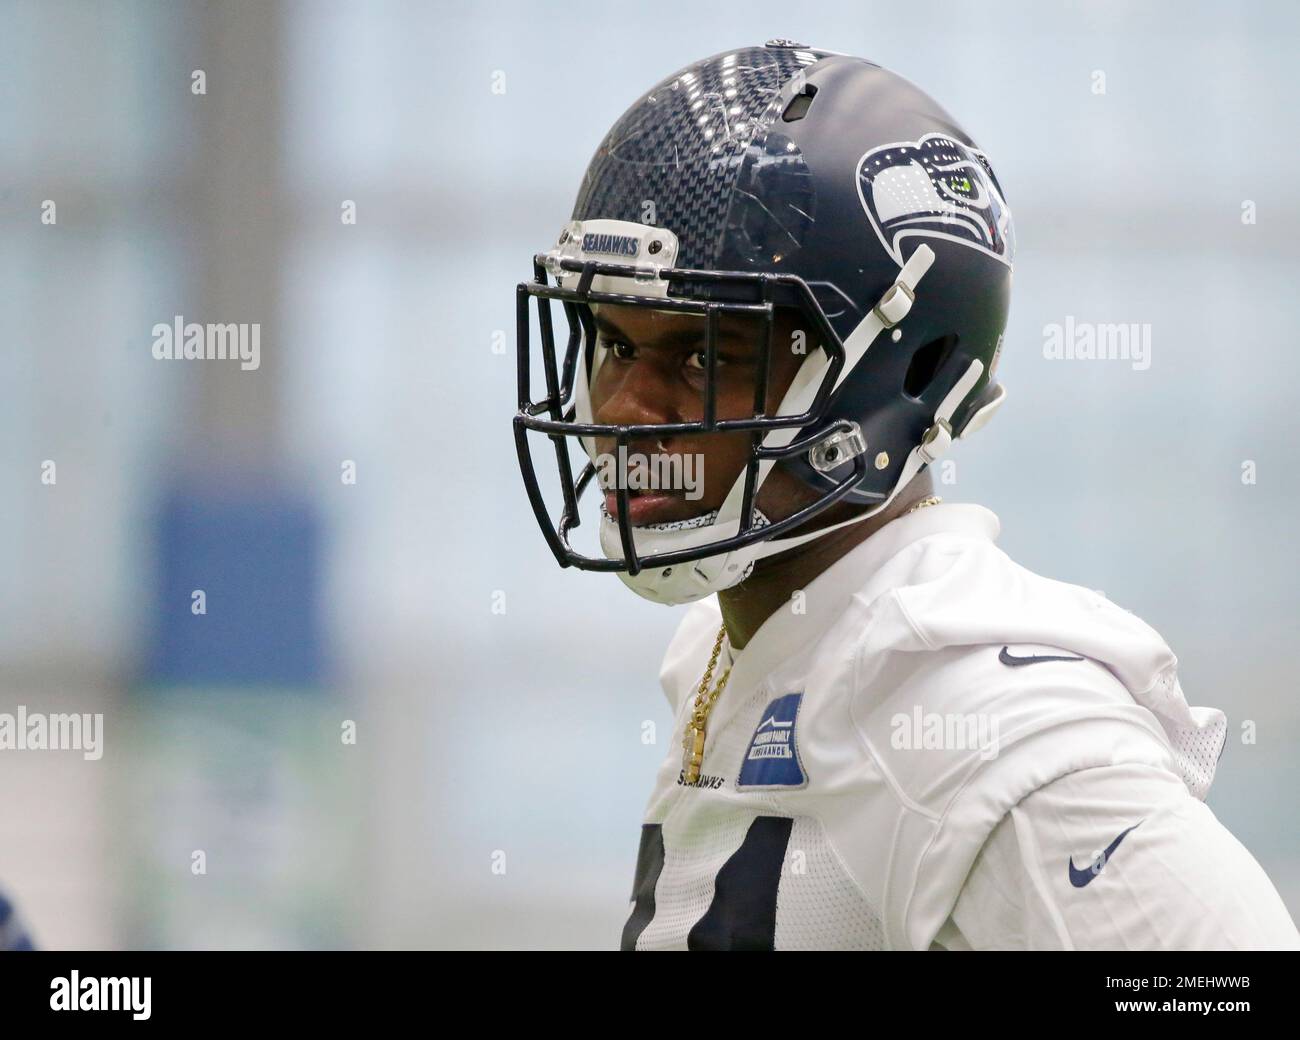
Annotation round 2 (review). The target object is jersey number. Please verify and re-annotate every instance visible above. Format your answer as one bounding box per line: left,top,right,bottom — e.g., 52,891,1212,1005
620,816,794,951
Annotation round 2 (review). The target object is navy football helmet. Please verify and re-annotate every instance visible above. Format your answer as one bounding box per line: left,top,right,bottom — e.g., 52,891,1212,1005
515,42,1014,604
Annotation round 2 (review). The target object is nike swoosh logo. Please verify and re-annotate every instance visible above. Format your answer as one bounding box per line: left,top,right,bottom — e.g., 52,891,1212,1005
999,646,1085,667
1069,822,1143,888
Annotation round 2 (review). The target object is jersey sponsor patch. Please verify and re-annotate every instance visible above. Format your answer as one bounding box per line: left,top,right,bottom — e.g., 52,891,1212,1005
737,693,808,789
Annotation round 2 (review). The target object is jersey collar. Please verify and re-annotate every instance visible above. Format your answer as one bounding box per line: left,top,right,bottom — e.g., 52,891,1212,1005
721,503,1002,700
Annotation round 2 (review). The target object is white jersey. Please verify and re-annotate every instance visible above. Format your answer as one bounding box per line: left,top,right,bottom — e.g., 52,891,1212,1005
622,503,1299,950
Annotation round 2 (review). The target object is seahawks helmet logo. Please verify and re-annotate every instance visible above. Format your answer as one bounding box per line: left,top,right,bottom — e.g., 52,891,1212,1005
856,133,1014,268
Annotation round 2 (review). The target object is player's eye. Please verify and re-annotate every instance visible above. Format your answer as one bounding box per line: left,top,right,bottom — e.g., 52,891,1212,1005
606,339,636,361
684,350,733,373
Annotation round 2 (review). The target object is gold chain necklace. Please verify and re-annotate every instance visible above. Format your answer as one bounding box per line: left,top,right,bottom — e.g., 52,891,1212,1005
905,494,943,514
681,625,731,785
679,494,940,785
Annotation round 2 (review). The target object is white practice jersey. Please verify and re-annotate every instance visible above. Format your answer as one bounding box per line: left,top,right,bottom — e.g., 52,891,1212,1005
621,504,1299,950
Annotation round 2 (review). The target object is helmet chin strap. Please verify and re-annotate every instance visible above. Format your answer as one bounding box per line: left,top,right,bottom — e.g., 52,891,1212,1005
709,246,937,532
719,351,985,556
604,349,984,605
572,243,986,605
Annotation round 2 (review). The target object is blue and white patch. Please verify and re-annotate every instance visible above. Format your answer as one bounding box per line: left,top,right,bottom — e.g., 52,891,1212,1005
737,693,808,789
856,132,1014,268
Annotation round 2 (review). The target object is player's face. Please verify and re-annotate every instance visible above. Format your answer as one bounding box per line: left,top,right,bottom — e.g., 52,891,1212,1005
588,303,810,527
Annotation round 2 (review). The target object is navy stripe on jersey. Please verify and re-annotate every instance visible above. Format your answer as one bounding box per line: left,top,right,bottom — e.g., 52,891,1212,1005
688,816,794,951
621,824,666,951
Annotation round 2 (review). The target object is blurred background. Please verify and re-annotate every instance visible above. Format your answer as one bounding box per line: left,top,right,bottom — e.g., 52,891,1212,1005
0,0,1296,949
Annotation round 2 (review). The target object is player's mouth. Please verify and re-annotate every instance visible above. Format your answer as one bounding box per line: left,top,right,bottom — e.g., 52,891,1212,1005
602,489,698,527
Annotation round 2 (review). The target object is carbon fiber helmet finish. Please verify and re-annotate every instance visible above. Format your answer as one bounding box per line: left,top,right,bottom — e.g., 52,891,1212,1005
572,45,833,273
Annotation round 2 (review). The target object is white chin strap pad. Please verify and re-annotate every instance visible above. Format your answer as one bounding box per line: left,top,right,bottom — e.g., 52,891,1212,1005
603,510,771,606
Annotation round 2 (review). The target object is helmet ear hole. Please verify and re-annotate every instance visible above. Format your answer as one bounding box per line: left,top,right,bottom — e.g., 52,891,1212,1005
904,334,959,398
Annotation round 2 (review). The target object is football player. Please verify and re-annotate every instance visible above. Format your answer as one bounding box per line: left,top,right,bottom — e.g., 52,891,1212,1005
512,42,1299,950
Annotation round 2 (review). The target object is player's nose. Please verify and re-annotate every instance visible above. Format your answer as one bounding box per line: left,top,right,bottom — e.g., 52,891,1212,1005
592,364,682,454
